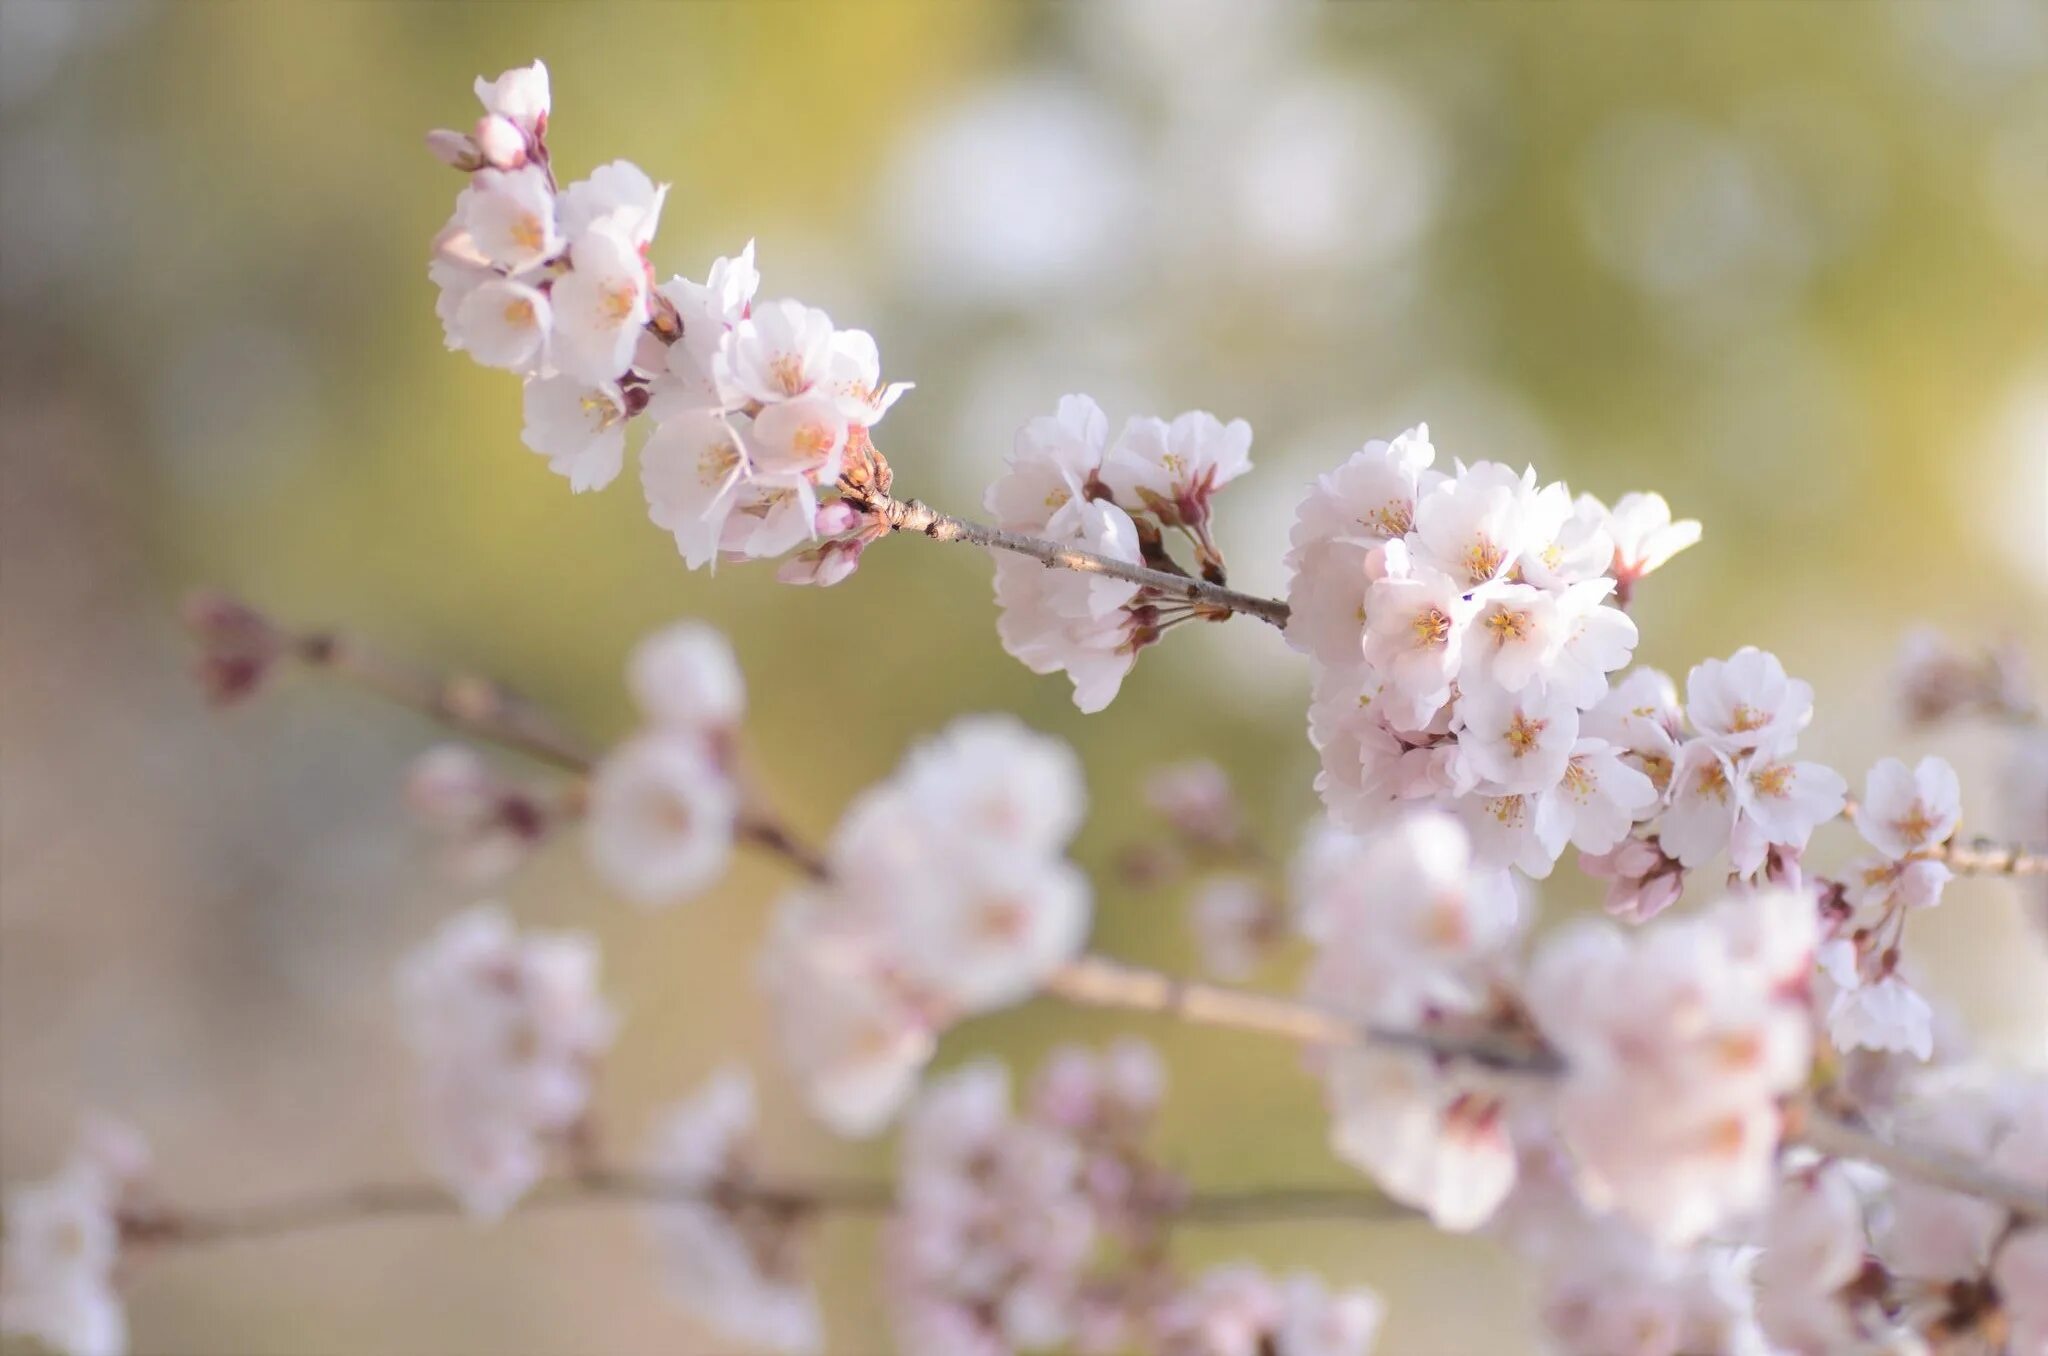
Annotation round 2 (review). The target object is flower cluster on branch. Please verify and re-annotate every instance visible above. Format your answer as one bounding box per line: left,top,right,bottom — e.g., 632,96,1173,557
7,58,2048,1356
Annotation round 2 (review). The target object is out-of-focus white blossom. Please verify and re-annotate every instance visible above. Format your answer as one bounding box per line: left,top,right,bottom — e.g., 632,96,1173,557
1153,1264,1383,1356
0,1120,147,1356
1752,1163,1881,1355
1298,815,1524,1230
887,1062,1097,1356
1526,889,1817,1247
585,734,737,908
626,621,745,742
395,906,616,1218
762,717,1088,1133
644,1068,823,1355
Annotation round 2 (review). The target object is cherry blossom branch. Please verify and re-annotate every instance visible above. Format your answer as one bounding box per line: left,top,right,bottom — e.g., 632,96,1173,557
1794,1104,2048,1223
1047,960,2048,1223
119,1172,896,1250
847,487,1293,629
117,1172,1410,1251
182,600,2048,1225
181,592,820,868
1839,795,2047,878
1042,954,1563,1077
1927,835,2048,878
182,591,596,773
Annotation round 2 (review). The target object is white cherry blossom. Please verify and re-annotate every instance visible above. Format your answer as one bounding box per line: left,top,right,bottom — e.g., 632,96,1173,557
473,60,550,137
1583,666,1686,799
1517,487,1616,591
1455,682,1581,795
1601,491,1702,599
1686,647,1814,759
984,394,1110,533
549,218,650,384
460,166,559,272
1534,737,1659,855
1730,752,1847,877
1360,569,1472,728
557,159,667,249
1409,459,1535,593
1659,740,1741,869
1464,583,1564,694
718,299,838,406
747,393,846,483
1099,409,1254,532
451,277,550,373
520,374,630,492
640,409,749,568
1545,579,1640,708
1856,755,1961,861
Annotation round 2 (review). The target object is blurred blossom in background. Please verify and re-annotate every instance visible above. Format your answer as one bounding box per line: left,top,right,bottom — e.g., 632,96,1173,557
1,0,2044,1352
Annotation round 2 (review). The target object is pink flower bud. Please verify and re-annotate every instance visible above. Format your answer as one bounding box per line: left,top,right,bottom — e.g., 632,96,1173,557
424,128,485,171
472,114,528,170
812,501,862,538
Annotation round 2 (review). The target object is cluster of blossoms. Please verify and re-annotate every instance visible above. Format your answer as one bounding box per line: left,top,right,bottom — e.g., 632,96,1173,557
429,62,910,582
395,905,616,1217
888,1045,1381,1356
1285,429,1712,873
1291,809,1818,1249
15,56,2048,1356
761,716,1092,1134
984,396,1254,710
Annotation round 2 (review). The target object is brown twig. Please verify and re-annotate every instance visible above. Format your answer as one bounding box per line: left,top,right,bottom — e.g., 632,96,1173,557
850,488,1292,629
118,1171,1406,1251
1795,1105,2048,1224
294,631,598,774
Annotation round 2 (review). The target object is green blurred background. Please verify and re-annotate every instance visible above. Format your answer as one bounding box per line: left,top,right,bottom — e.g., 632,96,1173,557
2,1,2044,1352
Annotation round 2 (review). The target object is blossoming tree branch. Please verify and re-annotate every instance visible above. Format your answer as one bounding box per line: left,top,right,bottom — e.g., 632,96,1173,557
7,60,2048,1356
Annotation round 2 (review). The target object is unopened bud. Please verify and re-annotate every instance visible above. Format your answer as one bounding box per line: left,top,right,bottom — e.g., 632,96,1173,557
425,128,485,171
813,501,861,538
473,114,528,170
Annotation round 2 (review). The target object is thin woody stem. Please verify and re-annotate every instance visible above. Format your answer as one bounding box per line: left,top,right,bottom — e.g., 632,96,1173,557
293,631,598,774
119,1171,1407,1251
852,488,1292,629
1041,954,1562,1077
1838,799,2046,878
1795,1104,2048,1224
1926,836,2048,878
183,594,820,865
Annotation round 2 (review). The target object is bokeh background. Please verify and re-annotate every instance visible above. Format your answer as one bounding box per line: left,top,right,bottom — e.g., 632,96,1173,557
3,1,2046,1352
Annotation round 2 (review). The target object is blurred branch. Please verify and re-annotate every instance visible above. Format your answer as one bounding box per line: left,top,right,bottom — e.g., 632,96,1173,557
847,486,1292,629
182,590,596,773
180,591,820,868
1795,1103,2048,1223
118,1171,1410,1250
1839,797,2047,878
